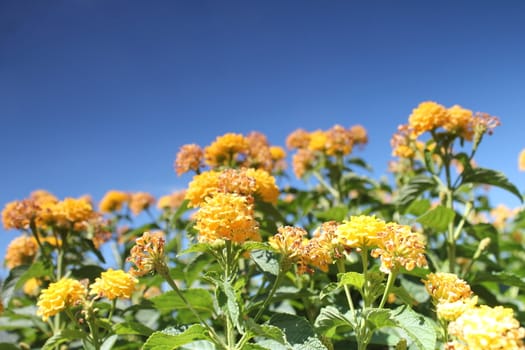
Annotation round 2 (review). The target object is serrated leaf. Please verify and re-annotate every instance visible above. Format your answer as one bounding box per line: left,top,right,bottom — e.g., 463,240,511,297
217,280,242,332
390,306,436,350
395,175,436,209
338,272,364,290
268,313,327,349
114,321,154,336
314,306,354,337
142,325,210,350
365,308,396,330
251,249,280,276
461,167,523,202
417,205,455,232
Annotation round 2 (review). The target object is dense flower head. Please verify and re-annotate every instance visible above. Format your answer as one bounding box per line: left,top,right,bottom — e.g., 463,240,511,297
303,221,342,272
424,272,473,304
23,278,42,297
269,226,308,263
245,168,280,204
269,146,287,172
218,168,257,197
2,199,41,230
390,124,417,158
204,133,250,167
174,143,204,175
244,131,273,171
4,235,38,269
194,192,260,244
448,305,525,350
436,296,478,322
445,105,474,140
324,125,354,156
90,269,137,300
99,190,130,213
129,192,156,216
30,190,59,206
370,223,428,273
286,128,311,149
336,215,387,249
127,231,166,276
408,101,450,136
308,130,329,152
157,190,187,210
39,197,94,226
519,149,525,172
349,124,368,145
185,171,221,207
36,278,87,321
292,149,315,178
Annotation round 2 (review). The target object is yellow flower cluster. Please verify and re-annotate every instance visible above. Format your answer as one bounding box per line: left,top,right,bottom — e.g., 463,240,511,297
194,192,260,243
127,231,166,276
519,149,525,172
129,192,155,216
205,133,250,168
4,235,38,269
99,190,130,213
336,215,387,249
39,197,94,226
269,226,308,263
36,278,87,321
186,168,279,207
90,269,137,300
2,199,42,230
448,305,525,349
302,221,342,273
370,223,428,273
157,190,187,210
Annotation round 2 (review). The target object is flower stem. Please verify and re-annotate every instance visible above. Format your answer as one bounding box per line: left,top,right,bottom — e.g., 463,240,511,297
336,259,356,317
378,271,397,309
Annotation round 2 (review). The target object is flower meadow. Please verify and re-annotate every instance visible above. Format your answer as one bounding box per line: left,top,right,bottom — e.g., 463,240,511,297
2,101,525,350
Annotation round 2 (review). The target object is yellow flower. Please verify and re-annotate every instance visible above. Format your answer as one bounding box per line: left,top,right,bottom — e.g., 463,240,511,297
157,190,187,210
5,235,38,269
127,231,166,276
23,278,42,297
129,192,156,216
370,223,428,274
49,197,94,224
436,296,478,322
336,215,387,249
204,133,249,167
90,269,137,300
445,105,474,140
408,101,449,136
286,128,311,149
424,272,473,304
30,190,58,206
308,130,328,152
270,146,287,161
269,226,308,263
99,190,130,213
194,192,260,244
245,168,280,204
174,143,204,175
36,278,87,321
519,149,525,172
448,305,525,350
303,221,342,272
390,124,417,158
185,171,220,207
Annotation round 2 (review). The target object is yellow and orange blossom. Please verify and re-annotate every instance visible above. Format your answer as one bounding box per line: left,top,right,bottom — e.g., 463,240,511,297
99,190,130,213
129,192,155,216
336,215,387,249
424,272,473,304
194,192,260,244
174,143,204,175
204,133,249,167
519,149,525,172
36,278,87,321
4,235,38,269
408,101,449,136
157,190,187,210
90,269,137,300
127,231,166,277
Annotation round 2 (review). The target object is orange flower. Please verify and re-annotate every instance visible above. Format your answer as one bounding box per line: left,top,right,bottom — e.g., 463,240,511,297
5,235,38,269
194,192,260,244
204,133,249,167
244,131,273,171
292,149,315,178
324,125,353,156
174,143,204,175
286,128,311,149
424,272,473,304
36,278,87,321
2,199,40,230
129,192,155,216
245,168,280,204
185,171,220,207
408,101,449,136
303,221,342,272
157,190,187,210
99,190,130,213
90,269,137,300
127,231,166,276
269,226,308,263
349,124,368,145
519,149,525,172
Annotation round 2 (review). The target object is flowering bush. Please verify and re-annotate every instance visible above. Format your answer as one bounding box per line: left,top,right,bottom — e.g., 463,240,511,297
1,102,525,350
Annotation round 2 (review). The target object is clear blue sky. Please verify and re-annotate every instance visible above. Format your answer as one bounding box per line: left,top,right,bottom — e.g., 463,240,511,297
1,1,524,264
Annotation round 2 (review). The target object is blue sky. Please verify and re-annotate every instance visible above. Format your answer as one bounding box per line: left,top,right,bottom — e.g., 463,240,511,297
1,1,525,265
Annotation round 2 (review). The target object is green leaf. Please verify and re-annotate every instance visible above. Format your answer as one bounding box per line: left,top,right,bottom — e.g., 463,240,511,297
472,271,525,289
390,306,436,350
461,167,523,202
365,308,396,330
315,205,349,221
268,313,327,349
338,272,365,290
149,289,214,320
114,321,154,336
0,344,20,350
406,199,431,217
394,175,436,209
142,325,210,350
179,242,211,255
417,205,455,232
42,329,88,350
251,249,280,276
2,262,53,304
217,280,242,332
314,306,354,337
100,335,118,350
72,265,106,281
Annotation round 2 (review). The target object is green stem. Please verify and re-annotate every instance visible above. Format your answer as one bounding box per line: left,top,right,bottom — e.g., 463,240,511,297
253,269,284,322
312,171,340,204
336,259,356,317
361,249,370,308
378,271,397,309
